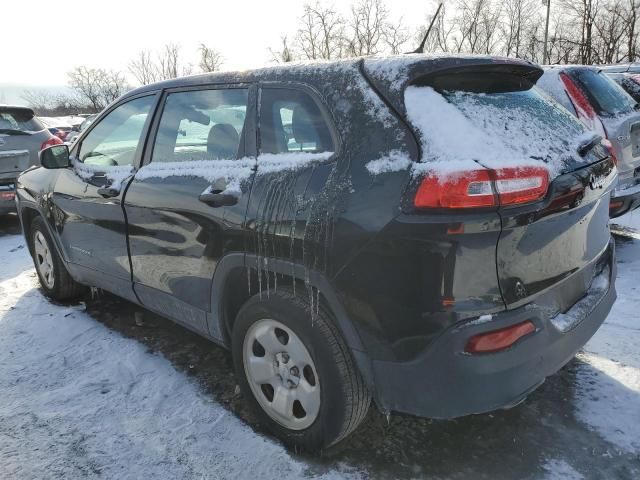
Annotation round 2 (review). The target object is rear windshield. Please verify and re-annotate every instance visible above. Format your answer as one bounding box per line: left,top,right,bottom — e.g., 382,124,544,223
573,69,637,116
608,73,640,102
0,109,45,133
404,80,591,177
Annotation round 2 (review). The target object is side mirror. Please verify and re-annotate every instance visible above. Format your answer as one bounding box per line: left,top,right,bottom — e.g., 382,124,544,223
40,144,71,169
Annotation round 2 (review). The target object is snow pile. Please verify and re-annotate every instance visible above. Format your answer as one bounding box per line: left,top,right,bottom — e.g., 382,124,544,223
549,267,610,332
0,235,359,479
73,160,134,191
404,86,592,179
365,150,411,174
136,152,333,195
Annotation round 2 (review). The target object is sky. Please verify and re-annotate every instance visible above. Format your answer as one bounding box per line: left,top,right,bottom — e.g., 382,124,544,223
2,0,435,90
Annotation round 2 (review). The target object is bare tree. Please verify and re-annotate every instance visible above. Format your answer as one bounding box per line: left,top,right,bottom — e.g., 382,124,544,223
129,50,159,86
296,2,345,60
269,36,296,63
383,19,410,54
67,66,129,111
157,43,192,80
346,0,389,56
501,0,537,57
199,43,223,72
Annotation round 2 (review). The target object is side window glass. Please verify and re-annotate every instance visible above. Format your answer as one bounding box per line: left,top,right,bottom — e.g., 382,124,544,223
78,96,154,167
152,89,248,163
259,88,334,154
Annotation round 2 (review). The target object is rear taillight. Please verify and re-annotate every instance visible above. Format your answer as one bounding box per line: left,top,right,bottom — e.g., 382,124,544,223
602,139,618,166
560,72,607,137
465,320,536,354
414,167,549,209
40,136,63,152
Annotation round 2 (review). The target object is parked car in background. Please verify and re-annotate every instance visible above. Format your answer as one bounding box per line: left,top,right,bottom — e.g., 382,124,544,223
40,116,85,142
607,72,640,103
17,55,616,450
66,114,97,144
599,63,640,74
1,105,62,213
538,65,640,217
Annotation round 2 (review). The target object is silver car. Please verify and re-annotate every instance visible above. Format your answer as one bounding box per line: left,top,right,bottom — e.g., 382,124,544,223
537,66,640,217
0,105,60,214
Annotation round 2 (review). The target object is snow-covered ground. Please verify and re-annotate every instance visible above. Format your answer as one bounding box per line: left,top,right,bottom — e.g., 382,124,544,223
0,227,356,479
0,212,639,479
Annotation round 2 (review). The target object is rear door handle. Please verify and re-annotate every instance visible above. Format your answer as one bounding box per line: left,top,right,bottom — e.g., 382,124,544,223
97,187,120,198
198,192,238,207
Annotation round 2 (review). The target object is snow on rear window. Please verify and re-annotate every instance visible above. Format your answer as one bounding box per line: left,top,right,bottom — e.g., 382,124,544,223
404,85,593,179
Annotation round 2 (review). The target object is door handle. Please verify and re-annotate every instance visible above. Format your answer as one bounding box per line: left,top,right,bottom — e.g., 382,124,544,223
198,192,238,207
97,187,120,198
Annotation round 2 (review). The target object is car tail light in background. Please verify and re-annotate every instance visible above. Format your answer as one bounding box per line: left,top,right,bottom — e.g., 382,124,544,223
0,191,15,201
465,320,536,354
40,136,63,152
560,72,607,138
414,167,549,209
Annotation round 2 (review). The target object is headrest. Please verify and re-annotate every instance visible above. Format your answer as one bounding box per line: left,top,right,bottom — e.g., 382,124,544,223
207,123,240,159
292,106,320,145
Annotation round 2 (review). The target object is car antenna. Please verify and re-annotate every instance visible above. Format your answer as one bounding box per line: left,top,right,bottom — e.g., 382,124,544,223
408,2,444,54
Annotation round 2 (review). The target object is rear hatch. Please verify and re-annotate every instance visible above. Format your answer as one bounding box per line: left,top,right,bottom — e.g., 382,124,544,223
364,59,615,311
0,107,48,182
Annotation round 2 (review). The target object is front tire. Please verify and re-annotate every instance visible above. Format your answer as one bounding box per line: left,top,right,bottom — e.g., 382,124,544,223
232,288,370,451
29,216,86,300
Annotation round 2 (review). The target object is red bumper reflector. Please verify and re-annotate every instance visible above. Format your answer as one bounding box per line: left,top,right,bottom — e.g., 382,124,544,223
0,191,15,201
465,320,536,354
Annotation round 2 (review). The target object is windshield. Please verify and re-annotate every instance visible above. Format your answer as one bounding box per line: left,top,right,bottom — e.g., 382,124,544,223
404,83,592,177
0,109,45,133
573,69,637,116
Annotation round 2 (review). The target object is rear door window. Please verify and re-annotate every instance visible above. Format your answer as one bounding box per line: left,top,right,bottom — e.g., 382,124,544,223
259,88,334,154
0,109,44,133
573,69,637,116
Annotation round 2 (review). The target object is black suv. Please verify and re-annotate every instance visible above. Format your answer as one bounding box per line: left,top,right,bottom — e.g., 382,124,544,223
16,55,617,451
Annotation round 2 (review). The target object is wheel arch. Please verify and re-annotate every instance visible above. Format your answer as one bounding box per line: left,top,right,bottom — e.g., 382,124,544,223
209,254,376,391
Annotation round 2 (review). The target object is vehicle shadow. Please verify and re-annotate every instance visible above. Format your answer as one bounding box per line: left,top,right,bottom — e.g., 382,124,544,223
79,286,640,480
0,213,22,237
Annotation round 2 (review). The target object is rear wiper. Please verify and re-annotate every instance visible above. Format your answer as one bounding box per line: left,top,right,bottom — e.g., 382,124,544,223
577,134,602,157
0,128,30,136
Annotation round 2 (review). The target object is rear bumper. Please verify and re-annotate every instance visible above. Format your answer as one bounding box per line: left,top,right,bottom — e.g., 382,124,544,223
371,240,616,418
610,181,640,217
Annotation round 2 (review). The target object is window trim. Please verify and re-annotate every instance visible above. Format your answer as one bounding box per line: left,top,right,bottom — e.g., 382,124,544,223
141,83,257,168
70,91,161,171
257,81,341,158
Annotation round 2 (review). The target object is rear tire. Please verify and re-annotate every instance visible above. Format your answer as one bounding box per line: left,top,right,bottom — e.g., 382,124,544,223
232,288,370,451
29,216,86,301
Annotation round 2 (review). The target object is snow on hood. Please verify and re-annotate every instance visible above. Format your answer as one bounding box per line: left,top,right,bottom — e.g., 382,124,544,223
403,86,594,179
